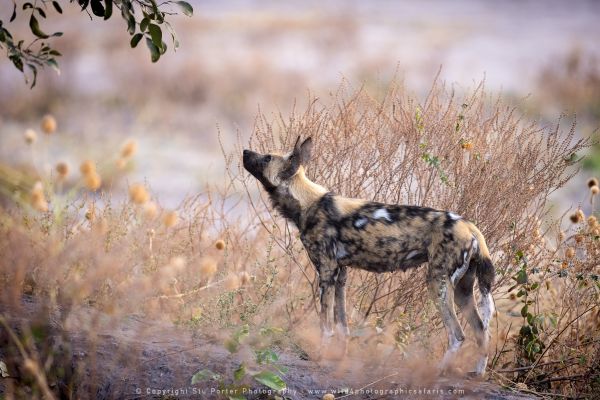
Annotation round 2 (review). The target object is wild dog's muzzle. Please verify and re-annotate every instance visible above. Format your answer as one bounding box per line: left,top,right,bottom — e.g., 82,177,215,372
242,149,262,177
243,150,276,191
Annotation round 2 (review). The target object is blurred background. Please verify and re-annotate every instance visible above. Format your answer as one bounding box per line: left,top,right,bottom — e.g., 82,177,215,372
1,0,599,206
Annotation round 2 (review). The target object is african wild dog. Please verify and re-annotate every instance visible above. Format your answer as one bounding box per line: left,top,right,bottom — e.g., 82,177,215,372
243,136,496,376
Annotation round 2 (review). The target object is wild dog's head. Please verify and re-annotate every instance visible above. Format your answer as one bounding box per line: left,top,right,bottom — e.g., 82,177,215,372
243,136,313,192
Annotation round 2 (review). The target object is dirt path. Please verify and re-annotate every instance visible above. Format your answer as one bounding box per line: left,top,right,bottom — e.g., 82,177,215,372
1,301,534,399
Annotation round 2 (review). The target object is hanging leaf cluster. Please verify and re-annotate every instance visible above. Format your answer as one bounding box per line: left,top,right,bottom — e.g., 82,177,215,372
0,0,194,87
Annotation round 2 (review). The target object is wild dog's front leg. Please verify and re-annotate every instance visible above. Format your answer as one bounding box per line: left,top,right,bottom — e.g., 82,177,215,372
334,266,349,355
319,274,336,344
312,257,338,359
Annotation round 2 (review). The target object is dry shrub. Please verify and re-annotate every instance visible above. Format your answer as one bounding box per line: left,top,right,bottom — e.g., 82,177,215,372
0,79,597,398
228,78,598,396
234,77,590,322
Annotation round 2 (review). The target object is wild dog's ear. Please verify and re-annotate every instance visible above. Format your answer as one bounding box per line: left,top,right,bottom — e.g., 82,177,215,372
293,136,313,165
280,136,313,180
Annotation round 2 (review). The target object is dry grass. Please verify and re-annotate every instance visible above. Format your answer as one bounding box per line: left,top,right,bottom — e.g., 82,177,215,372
1,78,598,398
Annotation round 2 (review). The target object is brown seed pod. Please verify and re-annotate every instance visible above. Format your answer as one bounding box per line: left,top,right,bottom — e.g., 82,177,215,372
120,139,138,159
129,183,149,205
41,114,57,134
565,247,575,259
80,160,96,175
85,172,102,191
163,210,178,228
199,258,217,278
24,129,37,145
55,162,69,178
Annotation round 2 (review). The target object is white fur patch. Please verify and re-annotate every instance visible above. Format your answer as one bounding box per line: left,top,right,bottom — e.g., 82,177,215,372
335,242,348,259
448,335,463,352
336,323,350,336
406,250,420,260
373,208,392,221
354,217,368,228
441,333,464,368
475,356,488,376
447,212,461,220
451,250,470,286
480,292,495,327
472,236,479,251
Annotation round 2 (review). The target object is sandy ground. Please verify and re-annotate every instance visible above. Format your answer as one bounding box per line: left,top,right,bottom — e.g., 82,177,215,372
0,297,536,400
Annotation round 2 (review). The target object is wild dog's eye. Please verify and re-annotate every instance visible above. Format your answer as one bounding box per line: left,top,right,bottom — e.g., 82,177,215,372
264,155,272,162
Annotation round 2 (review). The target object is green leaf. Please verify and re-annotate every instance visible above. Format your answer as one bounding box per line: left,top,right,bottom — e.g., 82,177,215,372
225,339,239,353
9,55,23,72
521,305,528,318
149,0,159,18
233,364,246,381
260,326,285,336
145,38,160,62
52,1,63,14
51,31,63,37
36,7,46,18
10,2,17,22
176,1,193,17
514,268,527,284
49,49,62,56
90,0,105,17
121,3,136,34
29,15,49,39
140,18,150,32
148,24,162,48
256,348,279,365
191,369,220,384
78,0,90,10
26,63,38,88
104,0,112,19
164,21,179,50
47,58,60,74
515,250,524,260
233,324,250,342
526,313,534,326
130,33,143,48
253,371,286,391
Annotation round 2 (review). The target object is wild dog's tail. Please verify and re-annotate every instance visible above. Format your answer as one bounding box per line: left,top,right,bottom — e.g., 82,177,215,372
466,222,495,295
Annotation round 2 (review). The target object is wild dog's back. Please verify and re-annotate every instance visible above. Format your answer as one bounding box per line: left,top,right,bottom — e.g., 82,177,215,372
300,194,453,273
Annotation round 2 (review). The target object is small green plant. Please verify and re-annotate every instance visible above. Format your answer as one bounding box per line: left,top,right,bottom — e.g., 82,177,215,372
191,325,287,400
510,251,557,362
419,142,450,185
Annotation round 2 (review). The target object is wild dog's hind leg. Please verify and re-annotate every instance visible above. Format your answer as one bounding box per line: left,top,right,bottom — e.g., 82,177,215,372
475,258,495,376
454,269,488,376
334,266,349,355
428,264,465,374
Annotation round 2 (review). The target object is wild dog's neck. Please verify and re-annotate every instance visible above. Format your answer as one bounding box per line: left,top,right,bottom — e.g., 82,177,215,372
268,166,328,227
289,166,328,209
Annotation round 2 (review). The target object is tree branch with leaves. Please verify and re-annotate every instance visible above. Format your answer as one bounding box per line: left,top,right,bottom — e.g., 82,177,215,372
0,0,193,87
